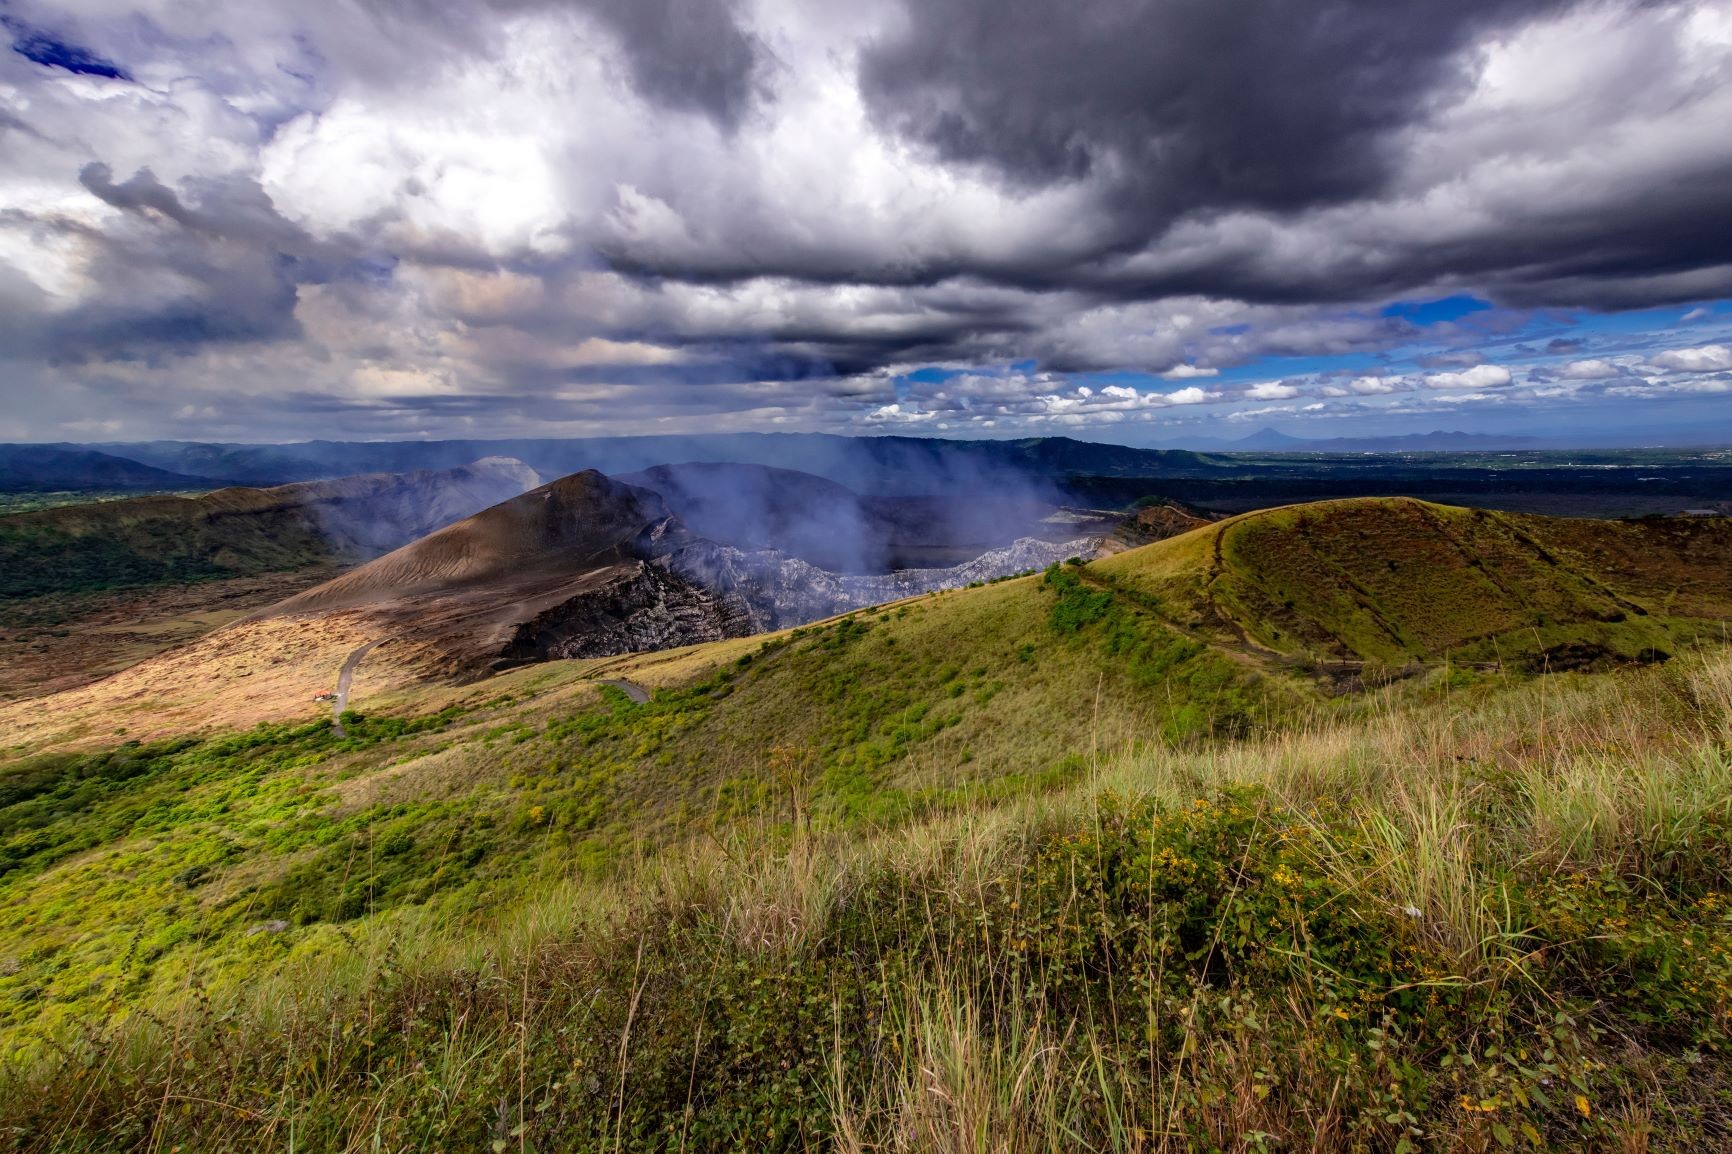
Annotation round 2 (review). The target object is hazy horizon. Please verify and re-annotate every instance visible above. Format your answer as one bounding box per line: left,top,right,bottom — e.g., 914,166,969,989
9,424,1732,454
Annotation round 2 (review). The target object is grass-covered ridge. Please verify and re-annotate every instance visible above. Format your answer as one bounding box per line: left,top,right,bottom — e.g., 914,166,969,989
1096,498,1732,672
3,647,1731,1149
0,488,334,600
1,497,1731,1149
0,574,1288,1048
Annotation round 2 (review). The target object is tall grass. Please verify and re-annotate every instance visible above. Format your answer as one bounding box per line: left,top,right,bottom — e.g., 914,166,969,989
3,653,1731,1150
1520,750,1732,879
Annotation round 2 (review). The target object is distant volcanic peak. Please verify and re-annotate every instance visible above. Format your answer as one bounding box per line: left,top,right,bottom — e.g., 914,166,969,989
265,469,673,616
467,456,541,484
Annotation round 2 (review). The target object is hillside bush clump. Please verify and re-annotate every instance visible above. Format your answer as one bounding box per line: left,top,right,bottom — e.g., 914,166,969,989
1043,561,1113,633
5,779,1729,1151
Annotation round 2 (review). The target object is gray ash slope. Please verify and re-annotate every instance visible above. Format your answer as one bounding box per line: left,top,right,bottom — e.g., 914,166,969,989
265,468,1101,675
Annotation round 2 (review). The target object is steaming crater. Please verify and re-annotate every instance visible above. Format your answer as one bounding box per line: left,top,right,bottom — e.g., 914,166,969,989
263,467,1108,676
615,461,1102,573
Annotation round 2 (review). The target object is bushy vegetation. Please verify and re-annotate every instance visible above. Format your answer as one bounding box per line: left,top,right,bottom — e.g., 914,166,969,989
0,493,332,600
2,650,1731,1149
0,593,1281,1054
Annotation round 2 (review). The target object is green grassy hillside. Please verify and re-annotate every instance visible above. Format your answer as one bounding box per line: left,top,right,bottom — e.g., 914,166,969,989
0,568,1286,1044
1,498,1730,1150
6,645,1732,1150
0,488,334,600
1,499,1727,1037
1094,498,1732,672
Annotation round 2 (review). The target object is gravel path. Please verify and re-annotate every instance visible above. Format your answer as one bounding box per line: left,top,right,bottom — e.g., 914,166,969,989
331,639,384,735
597,678,649,704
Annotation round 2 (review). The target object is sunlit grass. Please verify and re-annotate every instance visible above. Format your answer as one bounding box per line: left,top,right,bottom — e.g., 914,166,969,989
3,503,1732,1152
1,650,1728,1149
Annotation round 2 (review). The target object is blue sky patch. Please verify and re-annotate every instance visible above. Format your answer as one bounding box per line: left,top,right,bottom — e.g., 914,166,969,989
6,19,130,80
1380,295,1494,325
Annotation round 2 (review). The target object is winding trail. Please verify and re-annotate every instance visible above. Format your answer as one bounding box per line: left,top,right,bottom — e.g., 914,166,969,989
331,639,384,736
598,678,650,704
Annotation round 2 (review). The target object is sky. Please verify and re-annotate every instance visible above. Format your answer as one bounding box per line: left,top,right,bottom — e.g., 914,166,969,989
1,0,1731,446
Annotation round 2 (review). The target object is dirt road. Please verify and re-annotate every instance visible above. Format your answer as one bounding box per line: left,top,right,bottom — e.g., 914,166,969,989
331,639,384,736
598,678,649,704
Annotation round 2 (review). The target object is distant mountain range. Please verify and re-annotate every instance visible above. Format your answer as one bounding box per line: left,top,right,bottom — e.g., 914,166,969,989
0,445,217,492
1148,427,1547,452
1,434,1227,493
5,429,1729,498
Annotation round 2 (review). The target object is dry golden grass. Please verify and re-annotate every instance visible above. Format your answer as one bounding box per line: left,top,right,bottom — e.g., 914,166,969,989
0,610,410,754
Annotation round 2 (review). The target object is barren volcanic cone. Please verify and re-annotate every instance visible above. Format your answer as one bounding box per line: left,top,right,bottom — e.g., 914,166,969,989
262,470,751,676
259,467,1106,682
272,470,667,615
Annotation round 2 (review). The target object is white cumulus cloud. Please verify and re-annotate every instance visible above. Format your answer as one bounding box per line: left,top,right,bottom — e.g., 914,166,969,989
1160,363,1219,380
1349,376,1400,394
1424,364,1512,390
1244,382,1300,400
1553,358,1627,380
1650,344,1732,373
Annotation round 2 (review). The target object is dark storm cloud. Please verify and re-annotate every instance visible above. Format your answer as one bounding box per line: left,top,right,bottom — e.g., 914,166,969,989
576,0,1732,320
576,0,762,127
859,0,1559,212
80,165,207,232
1472,194,1732,310
5,0,1732,442
464,0,763,126
546,350,845,388
79,163,320,254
